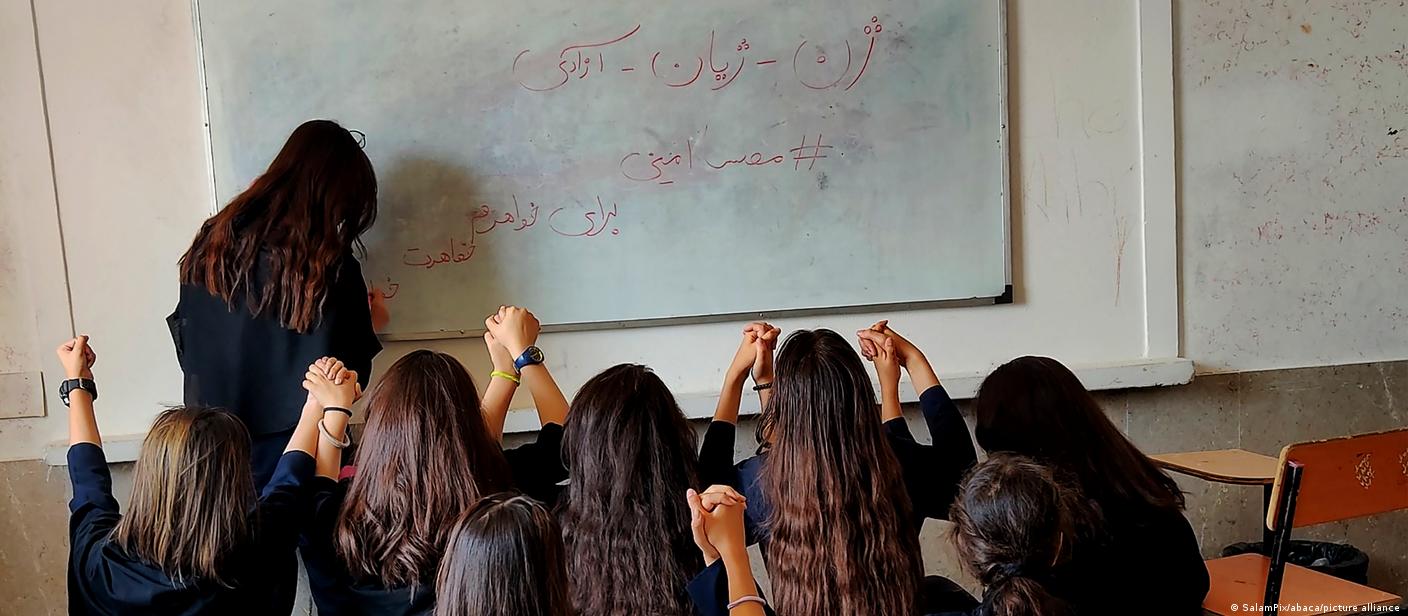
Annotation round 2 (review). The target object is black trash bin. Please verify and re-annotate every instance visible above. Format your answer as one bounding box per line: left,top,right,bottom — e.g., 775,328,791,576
1222,541,1369,585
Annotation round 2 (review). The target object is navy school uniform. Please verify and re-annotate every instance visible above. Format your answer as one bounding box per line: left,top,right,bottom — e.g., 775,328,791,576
697,384,978,545
301,423,568,616
169,250,381,490
66,443,314,615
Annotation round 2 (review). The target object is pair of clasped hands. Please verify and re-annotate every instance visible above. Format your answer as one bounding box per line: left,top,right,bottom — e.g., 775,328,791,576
300,305,545,411
722,319,921,394
690,319,922,567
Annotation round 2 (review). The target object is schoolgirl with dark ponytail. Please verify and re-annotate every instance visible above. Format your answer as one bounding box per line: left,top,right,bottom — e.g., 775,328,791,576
949,454,1100,616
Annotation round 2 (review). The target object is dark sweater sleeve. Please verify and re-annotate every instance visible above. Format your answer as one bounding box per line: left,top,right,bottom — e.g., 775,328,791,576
699,421,742,490
505,423,568,504
255,451,315,547
329,256,382,389
919,385,978,520
67,444,122,616
67,443,121,568
687,560,776,616
299,477,350,614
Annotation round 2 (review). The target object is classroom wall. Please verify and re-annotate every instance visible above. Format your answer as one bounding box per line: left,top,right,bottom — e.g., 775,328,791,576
0,0,211,462
3,0,1408,612
0,0,1168,462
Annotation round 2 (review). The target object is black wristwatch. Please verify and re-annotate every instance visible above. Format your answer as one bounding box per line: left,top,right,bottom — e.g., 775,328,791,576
59,378,98,407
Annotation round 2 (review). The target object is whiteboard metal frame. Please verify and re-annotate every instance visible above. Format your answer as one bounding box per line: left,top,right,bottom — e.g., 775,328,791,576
189,0,219,215
386,287,1014,340
189,0,1015,341
1135,0,1180,359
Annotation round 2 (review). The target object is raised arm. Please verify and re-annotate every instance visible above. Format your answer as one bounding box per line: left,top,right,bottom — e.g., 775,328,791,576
714,322,780,425
480,330,520,439
486,306,568,428
687,486,770,616
57,336,101,447
751,323,779,410
303,357,362,480
714,329,758,426
864,323,976,518
857,329,903,423
879,323,941,396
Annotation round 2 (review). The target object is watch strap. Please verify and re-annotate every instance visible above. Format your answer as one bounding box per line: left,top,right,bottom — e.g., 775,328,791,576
513,346,545,371
59,378,98,406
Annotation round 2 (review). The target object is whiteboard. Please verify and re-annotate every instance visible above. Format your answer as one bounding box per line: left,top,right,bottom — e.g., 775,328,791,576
1179,0,1408,372
195,0,1009,337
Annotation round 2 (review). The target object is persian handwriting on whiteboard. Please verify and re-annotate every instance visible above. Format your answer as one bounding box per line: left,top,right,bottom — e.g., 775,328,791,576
399,195,621,270
618,126,837,186
512,16,885,93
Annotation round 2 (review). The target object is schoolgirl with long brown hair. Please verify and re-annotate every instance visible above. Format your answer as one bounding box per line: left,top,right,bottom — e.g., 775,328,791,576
556,362,704,615
698,322,977,616
434,492,574,616
301,306,570,615
171,118,386,490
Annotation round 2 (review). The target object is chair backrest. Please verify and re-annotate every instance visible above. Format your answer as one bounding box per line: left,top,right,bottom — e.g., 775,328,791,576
1266,427,1408,531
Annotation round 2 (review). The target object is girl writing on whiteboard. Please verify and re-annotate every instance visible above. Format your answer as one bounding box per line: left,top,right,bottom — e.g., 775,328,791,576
170,118,388,491
58,335,321,615
433,493,574,616
968,356,1208,613
698,323,978,615
557,363,704,615
300,306,570,616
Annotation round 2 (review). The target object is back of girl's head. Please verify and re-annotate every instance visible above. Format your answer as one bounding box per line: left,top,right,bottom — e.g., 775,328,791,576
337,350,511,588
179,119,377,332
973,356,1184,511
950,454,1094,616
560,363,700,615
112,407,254,587
759,329,922,616
435,493,572,616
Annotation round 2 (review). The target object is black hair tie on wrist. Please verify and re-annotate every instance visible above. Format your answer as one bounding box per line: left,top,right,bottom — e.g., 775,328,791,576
323,406,353,418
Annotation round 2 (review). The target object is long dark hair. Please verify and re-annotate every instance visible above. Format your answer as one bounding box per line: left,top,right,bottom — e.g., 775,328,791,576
336,350,511,589
559,364,701,616
758,329,922,616
435,493,573,616
179,119,376,333
973,356,1185,512
950,454,1096,616
111,407,254,588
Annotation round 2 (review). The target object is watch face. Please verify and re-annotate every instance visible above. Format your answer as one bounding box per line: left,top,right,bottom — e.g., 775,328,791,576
527,346,545,362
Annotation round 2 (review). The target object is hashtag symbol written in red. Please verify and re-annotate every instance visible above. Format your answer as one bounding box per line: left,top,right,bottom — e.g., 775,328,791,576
790,134,834,171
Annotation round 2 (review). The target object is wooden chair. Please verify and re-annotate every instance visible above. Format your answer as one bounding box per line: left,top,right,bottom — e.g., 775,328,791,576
1151,449,1280,548
1198,429,1407,615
